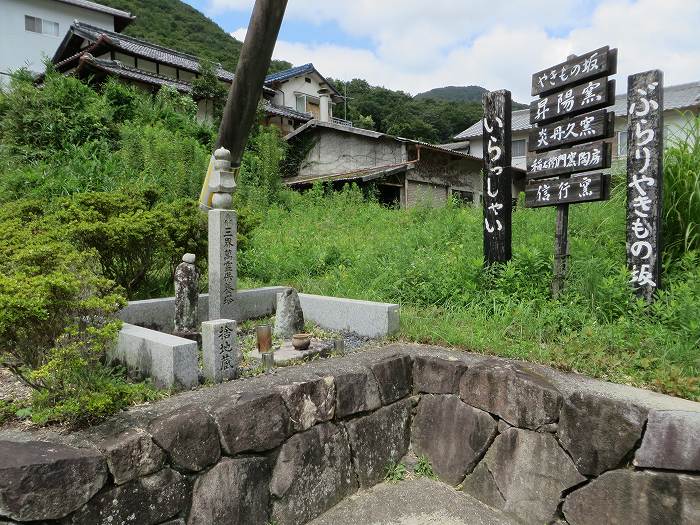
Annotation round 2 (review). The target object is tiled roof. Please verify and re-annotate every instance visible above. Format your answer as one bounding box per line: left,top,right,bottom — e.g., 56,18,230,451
284,163,412,186
77,55,193,92
454,81,700,139
266,63,316,83
263,102,312,121
265,63,341,97
64,22,235,82
285,120,482,162
52,0,134,31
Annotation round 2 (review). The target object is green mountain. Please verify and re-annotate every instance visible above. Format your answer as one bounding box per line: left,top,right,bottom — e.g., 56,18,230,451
98,0,291,73
416,85,528,109
415,85,487,103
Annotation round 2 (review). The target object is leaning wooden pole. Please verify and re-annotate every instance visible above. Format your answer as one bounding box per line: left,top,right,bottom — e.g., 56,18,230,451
215,0,288,156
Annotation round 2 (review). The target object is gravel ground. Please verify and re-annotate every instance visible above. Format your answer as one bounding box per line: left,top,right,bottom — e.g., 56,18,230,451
0,367,31,403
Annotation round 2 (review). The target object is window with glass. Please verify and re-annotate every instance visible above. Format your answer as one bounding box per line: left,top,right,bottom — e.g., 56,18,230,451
452,189,475,205
25,15,59,36
512,139,527,157
295,94,306,113
617,131,628,157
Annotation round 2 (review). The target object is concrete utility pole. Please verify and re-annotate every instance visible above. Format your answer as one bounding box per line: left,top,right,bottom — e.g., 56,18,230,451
214,0,288,160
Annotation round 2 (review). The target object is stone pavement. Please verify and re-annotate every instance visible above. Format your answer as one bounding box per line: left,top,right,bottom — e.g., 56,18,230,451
308,478,518,525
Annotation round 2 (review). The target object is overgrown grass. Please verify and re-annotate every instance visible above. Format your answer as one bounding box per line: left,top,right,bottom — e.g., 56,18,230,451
240,184,699,400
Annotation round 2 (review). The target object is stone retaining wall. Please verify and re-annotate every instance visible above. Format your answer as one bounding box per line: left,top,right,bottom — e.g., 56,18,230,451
1,344,698,525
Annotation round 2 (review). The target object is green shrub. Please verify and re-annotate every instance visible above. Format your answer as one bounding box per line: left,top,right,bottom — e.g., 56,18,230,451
0,199,164,425
0,71,112,159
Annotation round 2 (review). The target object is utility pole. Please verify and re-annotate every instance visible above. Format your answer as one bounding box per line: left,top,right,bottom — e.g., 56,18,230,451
214,0,288,160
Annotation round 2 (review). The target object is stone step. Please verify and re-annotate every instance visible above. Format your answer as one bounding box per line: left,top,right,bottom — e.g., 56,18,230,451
308,478,518,525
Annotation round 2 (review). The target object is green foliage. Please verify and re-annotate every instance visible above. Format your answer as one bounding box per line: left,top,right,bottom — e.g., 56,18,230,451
330,78,483,142
240,186,699,400
663,112,700,258
384,462,408,483
191,60,228,123
0,72,112,159
0,73,213,204
97,0,290,74
0,199,164,425
238,125,287,206
414,455,438,480
53,191,207,299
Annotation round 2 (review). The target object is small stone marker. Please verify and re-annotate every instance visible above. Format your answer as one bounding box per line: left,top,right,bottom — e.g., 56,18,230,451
274,289,304,338
202,319,239,382
174,253,199,339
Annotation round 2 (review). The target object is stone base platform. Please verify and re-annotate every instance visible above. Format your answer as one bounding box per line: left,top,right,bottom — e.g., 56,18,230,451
309,478,517,525
249,340,334,365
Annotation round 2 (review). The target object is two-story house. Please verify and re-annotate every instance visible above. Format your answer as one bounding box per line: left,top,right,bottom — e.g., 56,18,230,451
0,0,134,84
453,82,700,175
46,18,346,129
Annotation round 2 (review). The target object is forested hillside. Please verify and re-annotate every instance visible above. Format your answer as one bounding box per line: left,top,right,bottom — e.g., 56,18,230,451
332,78,483,143
98,0,292,73
416,85,527,110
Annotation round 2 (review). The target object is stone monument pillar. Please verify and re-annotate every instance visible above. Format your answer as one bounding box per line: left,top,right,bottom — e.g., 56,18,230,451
207,147,239,321
173,253,199,339
202,319,239,382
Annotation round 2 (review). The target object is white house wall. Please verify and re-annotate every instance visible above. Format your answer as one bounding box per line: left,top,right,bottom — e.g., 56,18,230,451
0,0,114,81
299,130,405,177
271,73,333,116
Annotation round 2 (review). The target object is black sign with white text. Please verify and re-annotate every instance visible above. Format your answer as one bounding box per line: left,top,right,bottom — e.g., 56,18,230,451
525,173,610,208
626,70,663,302
482,90,512,265
528,109,614,152
529,79,615,125
527,141,611,180
531,46,617,96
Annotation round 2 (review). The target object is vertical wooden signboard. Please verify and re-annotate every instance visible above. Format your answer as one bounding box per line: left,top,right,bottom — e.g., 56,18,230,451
525,47,617,296
626,70,663,302
482,90,513,265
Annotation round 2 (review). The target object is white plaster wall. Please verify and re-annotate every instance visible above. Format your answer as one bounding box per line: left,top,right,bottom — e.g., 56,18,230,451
271,73,334,116
0,0,114,81
299,130,405,176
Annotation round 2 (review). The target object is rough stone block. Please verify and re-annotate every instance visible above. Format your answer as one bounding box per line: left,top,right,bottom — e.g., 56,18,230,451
0,440,107,521
211,390,292,455
208,209,238,321
113,323,198,390
65,468,188,525
270,422,357,525
98,428,165,485
332,368,382,418
412,395,497,485
201,319,240,383
634,410,700,471
275,376,336,432
370,354,412,405
563,470,700,525
274,288,305,338
558,391,647,475
148,405,220,472
298,293,400,338
413,355,468,394
462,428,585,524
344,399,412,487
460,361,562,429
188,457,271,525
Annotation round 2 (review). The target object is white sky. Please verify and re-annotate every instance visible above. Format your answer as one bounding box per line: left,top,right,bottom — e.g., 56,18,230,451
210,0,700,102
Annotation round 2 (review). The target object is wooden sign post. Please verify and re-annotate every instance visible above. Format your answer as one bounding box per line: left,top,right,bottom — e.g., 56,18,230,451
525,47,617,297
482,90,513,266
626,70,663,302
